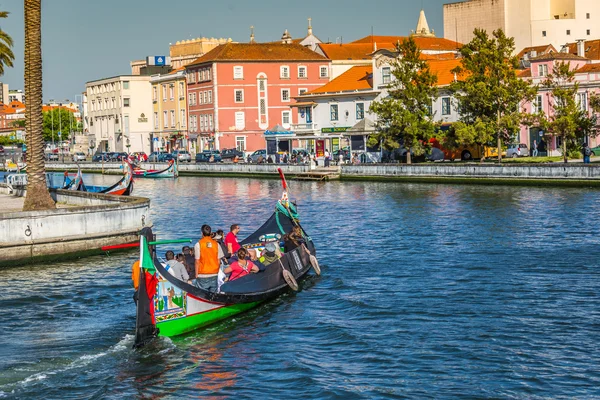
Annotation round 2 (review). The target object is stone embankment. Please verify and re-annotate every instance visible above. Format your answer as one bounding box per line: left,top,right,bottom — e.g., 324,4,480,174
0,185,150,267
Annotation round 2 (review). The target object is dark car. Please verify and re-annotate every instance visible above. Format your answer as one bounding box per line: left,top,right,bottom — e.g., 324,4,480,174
148,151,174,162
195,151,221,163
92,153,110,162
221,148,244,161
110,152,129,161
0,145,4,153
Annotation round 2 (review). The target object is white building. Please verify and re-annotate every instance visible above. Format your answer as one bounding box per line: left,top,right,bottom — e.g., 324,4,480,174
8,89,24,104
85,76,152,154
444,0,600,54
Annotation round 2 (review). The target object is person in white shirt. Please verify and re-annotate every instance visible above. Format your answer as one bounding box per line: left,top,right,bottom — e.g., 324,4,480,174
164,250,189,282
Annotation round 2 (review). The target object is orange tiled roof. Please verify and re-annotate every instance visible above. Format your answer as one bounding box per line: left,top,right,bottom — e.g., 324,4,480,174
420,53,459,61
9,100,25,109
577,63,600,73
516,44,556,60
168,67,186,75
317,43,375,60
351,35,461,52
565,40,600,60
186,43,328,66
517,69,532,78
530,52,587,61
306,66,373,94
428,59,463,86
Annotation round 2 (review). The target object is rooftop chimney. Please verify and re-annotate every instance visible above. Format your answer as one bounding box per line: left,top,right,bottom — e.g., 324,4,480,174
281,29,292,44
576,39,586,57
307,17,312,36
249,26,255,44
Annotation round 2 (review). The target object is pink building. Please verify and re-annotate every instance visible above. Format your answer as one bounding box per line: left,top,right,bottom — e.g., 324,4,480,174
519,52,600,154
185,42,330,153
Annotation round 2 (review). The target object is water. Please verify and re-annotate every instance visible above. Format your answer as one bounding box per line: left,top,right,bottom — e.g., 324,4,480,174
1,176,599,399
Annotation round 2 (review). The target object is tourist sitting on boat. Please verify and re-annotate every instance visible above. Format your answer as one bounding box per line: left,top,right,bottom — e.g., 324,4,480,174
212,229,230,260
165,251,190,282
225,224,241,256
260,242,281,265
223,248,259,282
194,224,224,291
283,226,305,252
182,246,196,280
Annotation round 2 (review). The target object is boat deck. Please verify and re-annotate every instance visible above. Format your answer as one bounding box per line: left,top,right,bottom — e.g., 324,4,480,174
292,168,341,181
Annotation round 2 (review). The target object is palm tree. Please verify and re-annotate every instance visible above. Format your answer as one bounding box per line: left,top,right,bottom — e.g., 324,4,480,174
0,11,14,76
23,0,55,210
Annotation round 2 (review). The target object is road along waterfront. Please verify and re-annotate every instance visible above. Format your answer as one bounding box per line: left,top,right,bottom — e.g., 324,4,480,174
0,175,599,398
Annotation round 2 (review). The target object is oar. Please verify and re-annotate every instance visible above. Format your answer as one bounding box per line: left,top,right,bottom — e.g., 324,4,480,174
101,239,193,251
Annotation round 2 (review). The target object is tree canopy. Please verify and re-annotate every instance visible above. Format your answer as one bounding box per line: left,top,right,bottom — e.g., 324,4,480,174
369,37,439,164
447,29,536,160
0,10,14,76
42,107,78,143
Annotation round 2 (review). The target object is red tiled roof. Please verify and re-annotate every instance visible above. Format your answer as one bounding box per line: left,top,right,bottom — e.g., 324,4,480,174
317,43,375,60
306,66,373,94
516,44,557,60
351,35,461,52
530,52,587,61
565,40,600,60
168,67,186,75
577,63,600,73
517,69,532,78
9,100,25,109
186,43,328,66
420,53,459,61
428,59,463,86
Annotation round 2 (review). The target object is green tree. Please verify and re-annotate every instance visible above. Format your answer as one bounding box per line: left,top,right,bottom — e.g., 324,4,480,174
448,29,536,161
43,107,78,142
369,37,439,164
23,0,55,211
540,61,599,163
0,10,15,75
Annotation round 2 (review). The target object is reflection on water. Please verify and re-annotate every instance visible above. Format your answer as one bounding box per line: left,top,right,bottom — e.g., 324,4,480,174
1,176,600,398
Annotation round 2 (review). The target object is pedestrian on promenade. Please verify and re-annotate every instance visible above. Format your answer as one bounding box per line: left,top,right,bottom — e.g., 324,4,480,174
324,149,331,167
533,140,538,157
583,143,592,164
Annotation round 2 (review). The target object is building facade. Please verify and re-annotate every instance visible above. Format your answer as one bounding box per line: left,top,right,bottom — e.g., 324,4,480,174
185,42,330,153
150,68,190,153
85,76,153,154
444,0,600,53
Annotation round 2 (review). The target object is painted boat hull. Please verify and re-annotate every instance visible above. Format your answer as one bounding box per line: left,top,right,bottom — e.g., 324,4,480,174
133,162,177,178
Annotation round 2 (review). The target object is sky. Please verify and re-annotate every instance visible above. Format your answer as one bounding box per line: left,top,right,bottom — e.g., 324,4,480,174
0,0,450,104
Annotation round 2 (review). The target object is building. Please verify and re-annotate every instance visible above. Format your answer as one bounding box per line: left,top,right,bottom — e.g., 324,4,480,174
8,89,24,104
444,0,600,53
518,52,600,154
150,68,190,153
185,41,330,153
85,76,153,154
0,82,8,104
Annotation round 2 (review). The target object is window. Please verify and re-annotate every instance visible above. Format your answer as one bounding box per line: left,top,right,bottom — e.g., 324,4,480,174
533,95,543,113
235,89,244,103
259,79,266,91
356,103,365,120
200,115,205,131
124,115,129,135
235,111,245,130
234,66,244,79
236,136,246,152
382,67,391,84
587,13,590,19
587,29,591,35
154,112,159,129
330,104,338,121
299,88,307,95
280,66,290,79
123,98,130,107
298,66,307,78
170,110,175,127
199,92,204,105
188,71,196,84
206,68,211,80
538,64,548,77
566,30,571,35
123,81,129,90
112,97,116,108
542,31,547,37
188,93,194,105
281,89,290,102
181,109,186,126
162,85,167,101
169,85,174,100
153,87,157,101
320,66,328,78
260,99,266,115
179,82,184,97
163,111,168,128
208,114,213,131
442,97,451,115
282,111,290,126
208,90,212,103
577,92,588,111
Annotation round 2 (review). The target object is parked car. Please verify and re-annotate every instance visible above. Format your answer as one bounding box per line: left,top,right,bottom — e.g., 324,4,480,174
45,152,59,161
109,152,128,161
590,145,600,156
506,144,529,158
221,148,244,161
131,151,148,162
92,152,110,162
195,152,221,163
72,152,86,162
172,150,192,162
0,145,4,153
248,149,267,163
425,147,445,162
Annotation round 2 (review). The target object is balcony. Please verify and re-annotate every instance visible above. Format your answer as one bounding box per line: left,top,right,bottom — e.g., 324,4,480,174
292,123,318,131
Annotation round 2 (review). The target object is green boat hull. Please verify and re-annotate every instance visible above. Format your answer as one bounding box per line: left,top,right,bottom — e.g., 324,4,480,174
156,301,262,338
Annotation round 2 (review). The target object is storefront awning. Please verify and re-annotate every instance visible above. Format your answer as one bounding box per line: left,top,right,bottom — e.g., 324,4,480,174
290,102,317,108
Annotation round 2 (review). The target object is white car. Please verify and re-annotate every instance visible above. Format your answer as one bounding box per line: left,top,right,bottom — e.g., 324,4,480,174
173,150,191,162
506,144,529,158
72,152,86,162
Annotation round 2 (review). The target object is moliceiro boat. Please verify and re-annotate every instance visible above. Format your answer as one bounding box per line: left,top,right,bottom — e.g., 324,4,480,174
64,161,134,195
132,160,178,178
134,170,320,347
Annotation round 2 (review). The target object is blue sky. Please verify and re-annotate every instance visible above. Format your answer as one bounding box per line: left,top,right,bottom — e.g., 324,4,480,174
0,0,449,103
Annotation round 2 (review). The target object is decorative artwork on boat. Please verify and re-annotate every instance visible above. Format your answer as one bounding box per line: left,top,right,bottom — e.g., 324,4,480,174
154,280,186,322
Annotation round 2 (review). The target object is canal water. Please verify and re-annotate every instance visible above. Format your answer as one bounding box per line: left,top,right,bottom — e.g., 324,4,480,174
1,176,599,398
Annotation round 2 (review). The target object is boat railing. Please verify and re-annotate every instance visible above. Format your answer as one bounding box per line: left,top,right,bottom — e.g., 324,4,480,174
6,173,61,193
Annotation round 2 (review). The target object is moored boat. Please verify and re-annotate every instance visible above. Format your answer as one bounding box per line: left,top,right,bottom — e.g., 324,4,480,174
64,161,134,195
132,160,178,178
134,169,319,347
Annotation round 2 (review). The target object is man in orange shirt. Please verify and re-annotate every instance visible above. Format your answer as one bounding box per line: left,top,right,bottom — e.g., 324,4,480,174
194,224,224,291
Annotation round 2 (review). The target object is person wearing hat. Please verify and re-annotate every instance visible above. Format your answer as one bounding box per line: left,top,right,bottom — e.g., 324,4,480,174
260,242,282,266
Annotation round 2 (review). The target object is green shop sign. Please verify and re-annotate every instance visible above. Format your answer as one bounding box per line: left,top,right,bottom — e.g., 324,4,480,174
321,127,350,133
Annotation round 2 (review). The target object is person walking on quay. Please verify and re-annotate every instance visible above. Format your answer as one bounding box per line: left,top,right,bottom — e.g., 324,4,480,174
583,142,592,164
533,140,538,157
324,149,331,167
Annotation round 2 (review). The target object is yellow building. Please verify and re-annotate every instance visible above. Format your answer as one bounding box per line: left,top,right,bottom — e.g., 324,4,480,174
150,68,192,153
